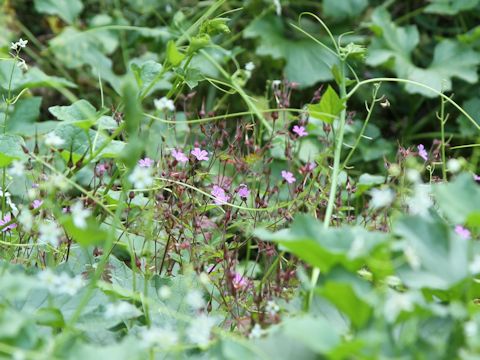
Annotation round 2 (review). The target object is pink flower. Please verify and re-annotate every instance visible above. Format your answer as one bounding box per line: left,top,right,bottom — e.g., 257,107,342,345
0,214,17,232
455,225,471,239
95,163,107,176
237,184,250,199
232,272,248,290
292,125,308,137
474,174,480,182
417,144,428,161
138,157,154,168
32,199,43,209
281,170,296,184
171,149,189,163
211,185,230,205
191,147,209,161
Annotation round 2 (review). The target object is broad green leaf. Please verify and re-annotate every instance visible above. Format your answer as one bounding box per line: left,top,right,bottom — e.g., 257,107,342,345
34,0,83,24
62,217,108,247
166,40,185,67
35,307,65,328
49,100,97,127
367,7,480,97
0,134,27,167
307,86,345,124
130,59,170,96
433,173,480,224
425,0,480,15
255,214,387,272
8,97,42,133
356,173,385,195
394,215,469,290
323,0,369,20
244,14,338,87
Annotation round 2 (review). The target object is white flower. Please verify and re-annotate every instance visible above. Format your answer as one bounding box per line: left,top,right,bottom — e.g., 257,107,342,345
154,97,175,112
186,289,205,310
384,291,414,323
369,188,395,209
265,300,280,315
44,132,65,147
464,321,478,337
17,38,28,48
18,209,33,231
50,174,70,191
249,324,264,339
404,245,421,270
245,62,255,72
38,221,62,247
406,184,432,217
9,160,25,177
469,255,480,274
104,301,142,319
38,270,84,296
159,285,172,299
447,159,461,173
128,166,153,189
10,42,18,51
140,326,178,349
186,314,216,348
70,201,91,229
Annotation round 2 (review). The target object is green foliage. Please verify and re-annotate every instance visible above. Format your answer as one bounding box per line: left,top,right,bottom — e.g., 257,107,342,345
307,85,345,124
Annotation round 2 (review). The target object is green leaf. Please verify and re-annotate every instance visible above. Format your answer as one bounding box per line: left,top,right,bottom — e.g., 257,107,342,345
425,0,480,15
367,8,480,97
244,14,338,88
323,0,369,20
433,173,480,224
166,40,185,67
35,307,65,328
394,215,470,290
49,100,98,130
130,59,170,96
255,214,387,272
8,97,42,134
0,134,27,167
34,0,84,24
62,217,108,247
307,86,345,124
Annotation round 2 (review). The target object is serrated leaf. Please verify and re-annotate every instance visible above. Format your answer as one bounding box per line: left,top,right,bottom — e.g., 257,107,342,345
307,86,345,124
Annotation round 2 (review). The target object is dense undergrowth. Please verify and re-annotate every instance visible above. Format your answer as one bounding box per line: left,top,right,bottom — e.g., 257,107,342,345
1,0,480,359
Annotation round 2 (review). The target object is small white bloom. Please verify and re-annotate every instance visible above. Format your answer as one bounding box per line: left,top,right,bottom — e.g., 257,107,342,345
50,173,70,191
265,300,280,315
9,160,25,177
159,285,172,299
369,188,395,209
186,289,205,310
105,301,142,319
404,245,421,270
154,97,175,112
469,255,480,274
56,273,84,296
16,38,28,48
140,326,178,349
128,166,153,189
186,314,216,348
10,42,18,51
18,209,33,231
447,159,461,174
464,321,478,337
406,184,432,217
385,275,402,287
272,80,282,88
244,62,255,72
70,201,91,229
249,324,264,339
384,291,414,322
44,132,65,147
38,221,62,247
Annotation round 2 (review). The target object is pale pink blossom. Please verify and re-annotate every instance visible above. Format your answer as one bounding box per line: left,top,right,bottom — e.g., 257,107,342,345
32,199,43,209
0,214,17,232
138,157,154,168
172,149,189,163
211,185,230,205
455,225,471,240
191,148,209,161
281,170,296,184
292,125,308,137
232,273,248,290
417,144,428,161
237,184,250,199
